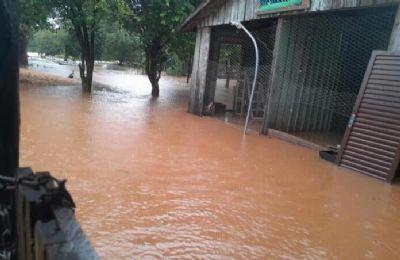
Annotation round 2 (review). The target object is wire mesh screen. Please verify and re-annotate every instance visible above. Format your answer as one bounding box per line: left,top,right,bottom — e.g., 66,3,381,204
267,7,396,145
204,6,396,145
205,21,277,129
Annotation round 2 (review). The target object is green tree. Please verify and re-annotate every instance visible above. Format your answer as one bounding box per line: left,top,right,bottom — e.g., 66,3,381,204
98,20,144,66
64,30,81,61
18,0,52,66
168,32,195,82
117,0,198,97
46,0,107,92
28,29,67,56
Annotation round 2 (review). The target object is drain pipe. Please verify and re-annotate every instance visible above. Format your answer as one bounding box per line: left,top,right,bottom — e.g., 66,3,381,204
231,21,260,135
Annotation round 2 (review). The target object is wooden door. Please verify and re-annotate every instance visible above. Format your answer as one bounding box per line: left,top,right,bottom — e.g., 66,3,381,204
337,51,400,183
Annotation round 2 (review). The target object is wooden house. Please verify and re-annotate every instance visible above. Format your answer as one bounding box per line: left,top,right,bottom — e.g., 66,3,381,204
179,0,400,182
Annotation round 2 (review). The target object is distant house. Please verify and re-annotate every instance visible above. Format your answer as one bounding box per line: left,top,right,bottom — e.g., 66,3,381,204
179,0,400,182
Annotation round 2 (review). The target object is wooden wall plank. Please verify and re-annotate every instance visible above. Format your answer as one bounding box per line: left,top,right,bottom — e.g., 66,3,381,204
188,29,202,114
218,1,226,25
230,0,239,22
182,0,399,31
263,18,284,133
237,0,246,22
267,18,292,129
195,28,212,115
389,6,400,51
224,0,233,25
245,0,255,21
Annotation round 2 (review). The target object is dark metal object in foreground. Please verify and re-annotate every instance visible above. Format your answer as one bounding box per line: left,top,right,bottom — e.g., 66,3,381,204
15,168,98,260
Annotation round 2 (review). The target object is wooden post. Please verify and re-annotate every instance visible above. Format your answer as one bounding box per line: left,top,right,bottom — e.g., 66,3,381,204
0,0,19,179
188,27,212,116
225,59,231,89
204,33,220,105
0,1,19,257
188,29,202,114
389,5,400,51
261,18,284,134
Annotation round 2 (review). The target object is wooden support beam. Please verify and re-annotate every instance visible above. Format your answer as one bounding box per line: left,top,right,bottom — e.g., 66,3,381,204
389,5,400,51
262,18,285,134
0,0,19,179
188,27,212,116
188,29,202,114
204,32,220,105
0,1,19,257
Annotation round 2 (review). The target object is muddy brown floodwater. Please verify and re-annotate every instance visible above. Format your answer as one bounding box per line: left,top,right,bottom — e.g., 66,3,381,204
20,71,400,259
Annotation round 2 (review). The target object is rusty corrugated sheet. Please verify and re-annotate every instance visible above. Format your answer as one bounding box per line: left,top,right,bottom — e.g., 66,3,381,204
338,51,400,183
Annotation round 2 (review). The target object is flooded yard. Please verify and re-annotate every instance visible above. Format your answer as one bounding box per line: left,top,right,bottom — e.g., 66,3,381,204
19,66,400,259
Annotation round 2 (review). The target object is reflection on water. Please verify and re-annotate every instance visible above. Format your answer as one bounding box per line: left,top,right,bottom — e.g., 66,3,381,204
19,68,400,259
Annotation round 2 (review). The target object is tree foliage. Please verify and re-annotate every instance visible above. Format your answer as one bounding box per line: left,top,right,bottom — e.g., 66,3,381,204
97,20,144,66
19,0,50,30
20,0,199,97
45,0,108,92
28,28,80,60
28,29,67,56
116,0,198,97
18,0,52,65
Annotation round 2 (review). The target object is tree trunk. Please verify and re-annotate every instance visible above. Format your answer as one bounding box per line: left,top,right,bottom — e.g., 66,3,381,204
145,48,162,98
19,25,28,67
79,58,94,93
151,81,159,97
186,56,192,84
225,59,231,89
72,20,95,93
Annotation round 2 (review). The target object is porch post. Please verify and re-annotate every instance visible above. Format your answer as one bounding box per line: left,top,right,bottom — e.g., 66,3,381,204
188,27,212,116
0,0,19,257
389,5,400,51
204,33,220,106
261,18,284,134
0,0,19,179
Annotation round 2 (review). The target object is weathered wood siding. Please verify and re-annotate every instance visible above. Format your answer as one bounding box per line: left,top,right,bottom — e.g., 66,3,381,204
189,27,212,115
198,0,399,28
389,6,400,50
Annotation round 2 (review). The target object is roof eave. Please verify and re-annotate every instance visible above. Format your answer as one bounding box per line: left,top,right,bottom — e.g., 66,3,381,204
177,0,211,32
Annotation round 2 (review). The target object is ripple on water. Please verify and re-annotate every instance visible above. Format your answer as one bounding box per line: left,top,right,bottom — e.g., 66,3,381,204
20,67,400,259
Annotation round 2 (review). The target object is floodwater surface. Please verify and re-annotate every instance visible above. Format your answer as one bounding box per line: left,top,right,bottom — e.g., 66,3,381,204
19,68,400,259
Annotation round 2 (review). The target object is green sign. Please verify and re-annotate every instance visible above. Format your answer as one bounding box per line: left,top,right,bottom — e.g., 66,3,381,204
258,0,302,12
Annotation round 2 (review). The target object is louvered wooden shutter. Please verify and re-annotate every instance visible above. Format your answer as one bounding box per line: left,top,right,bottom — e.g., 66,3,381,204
337,51,400,183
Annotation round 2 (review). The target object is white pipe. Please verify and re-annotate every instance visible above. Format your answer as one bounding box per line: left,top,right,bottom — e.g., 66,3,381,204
231,22,260,135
